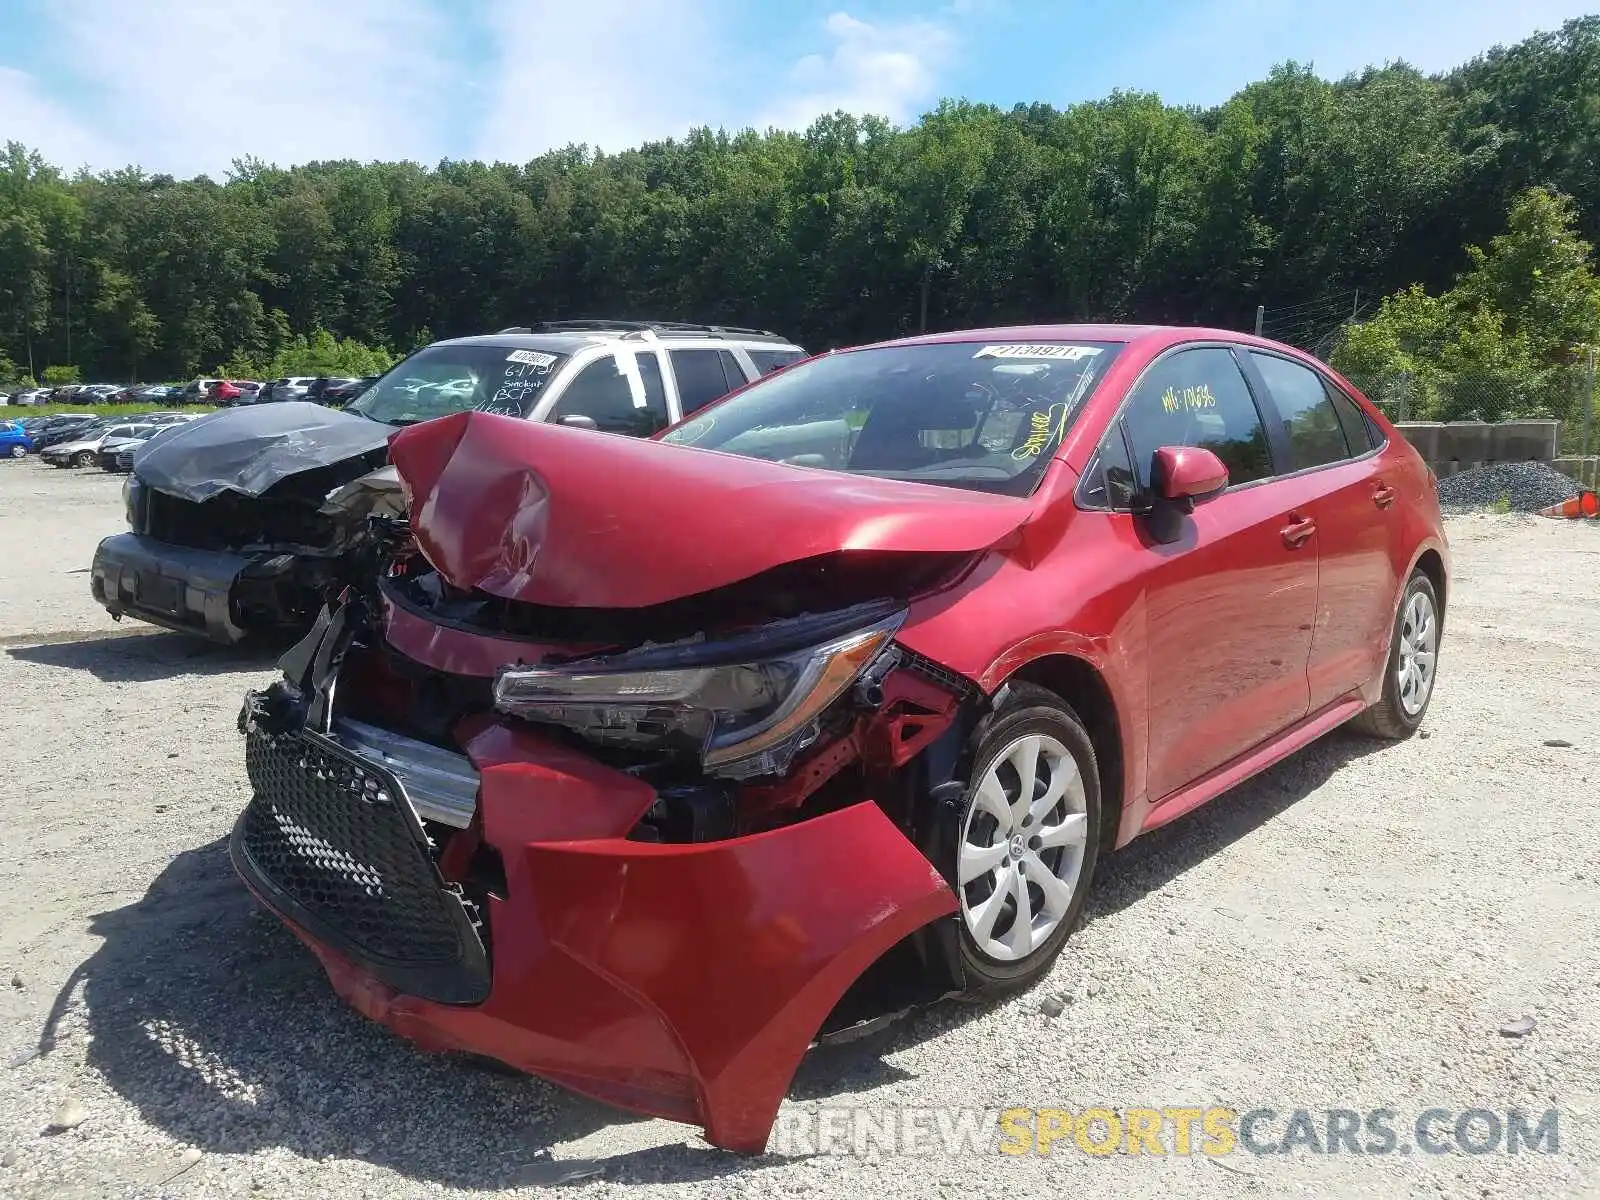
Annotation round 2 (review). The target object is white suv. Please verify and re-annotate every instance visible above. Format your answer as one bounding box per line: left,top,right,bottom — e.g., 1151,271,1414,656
342,320,807,435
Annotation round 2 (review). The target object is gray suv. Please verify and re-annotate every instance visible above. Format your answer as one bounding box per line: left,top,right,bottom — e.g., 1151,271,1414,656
91,320,807,643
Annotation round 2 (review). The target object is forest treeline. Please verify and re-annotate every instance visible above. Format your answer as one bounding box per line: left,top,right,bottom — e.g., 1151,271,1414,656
2,17,1598,387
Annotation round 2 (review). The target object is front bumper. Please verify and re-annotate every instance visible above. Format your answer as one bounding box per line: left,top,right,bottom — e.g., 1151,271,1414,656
92,532,253,643
231,711,957,1153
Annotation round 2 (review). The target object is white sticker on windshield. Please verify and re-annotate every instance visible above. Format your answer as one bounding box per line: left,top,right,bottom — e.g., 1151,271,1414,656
506,349,557,368
973,344,1102,362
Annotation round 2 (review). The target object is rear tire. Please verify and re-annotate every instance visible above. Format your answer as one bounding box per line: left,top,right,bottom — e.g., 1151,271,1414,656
1350,569,1440,740
950,682,1101,1000
7,445,24,459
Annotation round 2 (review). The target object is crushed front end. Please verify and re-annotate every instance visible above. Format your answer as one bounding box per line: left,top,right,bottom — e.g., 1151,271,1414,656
225,413,1040,1151
92,404,398,642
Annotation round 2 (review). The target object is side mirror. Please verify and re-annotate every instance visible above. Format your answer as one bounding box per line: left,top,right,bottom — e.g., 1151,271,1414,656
559,414,599,430
1151,446,1228,510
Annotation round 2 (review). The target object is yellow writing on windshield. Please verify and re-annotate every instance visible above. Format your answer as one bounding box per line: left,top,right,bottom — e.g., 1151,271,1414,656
1012,402,1072,460
1161,384,1216,414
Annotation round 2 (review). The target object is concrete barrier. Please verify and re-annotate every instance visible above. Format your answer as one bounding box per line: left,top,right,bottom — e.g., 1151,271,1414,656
1491,420,1562,462
1554,456,1600,489
1434,421,1494,469
1395,422,1443,463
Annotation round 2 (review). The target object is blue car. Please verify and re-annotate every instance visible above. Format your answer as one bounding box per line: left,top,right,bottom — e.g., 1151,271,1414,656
1,420,35,459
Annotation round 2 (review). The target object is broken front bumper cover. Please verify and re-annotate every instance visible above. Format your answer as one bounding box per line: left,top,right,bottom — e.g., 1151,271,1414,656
232,696,958,1153
92,532,256,643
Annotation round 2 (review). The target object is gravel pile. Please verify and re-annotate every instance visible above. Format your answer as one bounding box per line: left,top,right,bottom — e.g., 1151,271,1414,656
1436,460,1581,513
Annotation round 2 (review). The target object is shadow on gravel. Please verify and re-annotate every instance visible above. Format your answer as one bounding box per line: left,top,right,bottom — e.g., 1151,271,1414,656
5,629,281,682
35,728,1394,1189
34,838,914,1189
1086,727,1395,922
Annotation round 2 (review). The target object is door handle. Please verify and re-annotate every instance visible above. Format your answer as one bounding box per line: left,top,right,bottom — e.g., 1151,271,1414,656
1280,515,1316,549
1372,481,1396,509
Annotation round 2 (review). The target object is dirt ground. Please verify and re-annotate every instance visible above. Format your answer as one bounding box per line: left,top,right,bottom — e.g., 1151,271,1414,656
1,460,1596,1200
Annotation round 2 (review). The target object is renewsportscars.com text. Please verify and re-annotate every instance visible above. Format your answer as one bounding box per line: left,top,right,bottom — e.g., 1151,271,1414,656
769,1106,1561,1158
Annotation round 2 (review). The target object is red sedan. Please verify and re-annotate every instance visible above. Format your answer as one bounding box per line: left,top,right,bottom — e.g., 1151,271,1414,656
232,324,1447,1153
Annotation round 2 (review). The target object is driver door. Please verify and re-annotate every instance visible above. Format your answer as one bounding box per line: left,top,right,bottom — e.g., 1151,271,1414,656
1118,345,1318,803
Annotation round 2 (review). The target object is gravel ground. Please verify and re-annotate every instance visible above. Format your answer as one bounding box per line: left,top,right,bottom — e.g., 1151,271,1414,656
1436,461,1582,513
1,461,1597,1200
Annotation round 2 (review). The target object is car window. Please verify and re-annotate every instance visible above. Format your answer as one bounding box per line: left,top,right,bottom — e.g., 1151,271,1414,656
632,351,670,430
347,343,569,426
1326,387,1374,454
1080,422,1138,510
718,350,748,389
670,348,738,415
748,348,805,376
1124,347,1273,489
662,339,1123,496
1248,352,1351,470
550,353,663,436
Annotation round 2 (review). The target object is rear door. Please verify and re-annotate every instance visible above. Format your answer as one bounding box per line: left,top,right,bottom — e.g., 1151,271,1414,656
1241,350,1401,709
667,346,745,417
1118,345,1319,802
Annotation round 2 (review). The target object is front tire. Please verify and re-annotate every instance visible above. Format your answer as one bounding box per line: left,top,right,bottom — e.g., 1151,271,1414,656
1351,569,1440,740
73,450,95,468
952,682,1101,999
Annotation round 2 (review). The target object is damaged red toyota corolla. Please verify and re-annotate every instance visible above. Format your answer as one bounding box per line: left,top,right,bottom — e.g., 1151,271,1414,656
231,325,1448,1152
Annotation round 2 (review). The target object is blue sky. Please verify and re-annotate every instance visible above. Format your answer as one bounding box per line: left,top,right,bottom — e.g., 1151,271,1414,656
1,0,1593,179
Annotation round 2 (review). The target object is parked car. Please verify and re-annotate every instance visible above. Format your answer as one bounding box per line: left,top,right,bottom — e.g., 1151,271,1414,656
11,388,50,406
42,421,160,467
32,413,104,449
98,413,197,470
92,320,808,643
317,376,377,407
171,378,223,406
74,383,123,405
301,376,361,405
255,376,319,404
228,322,1447,1154
0,420,34,458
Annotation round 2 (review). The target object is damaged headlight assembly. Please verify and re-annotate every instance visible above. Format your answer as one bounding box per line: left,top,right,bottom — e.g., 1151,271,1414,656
492,608,905,778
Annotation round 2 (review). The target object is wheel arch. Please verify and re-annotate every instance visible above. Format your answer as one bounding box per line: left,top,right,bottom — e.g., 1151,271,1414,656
1413,547,1447,618
1001,653,1124,854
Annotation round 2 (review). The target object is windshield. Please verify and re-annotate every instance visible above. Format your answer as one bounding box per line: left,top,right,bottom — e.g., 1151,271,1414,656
659,339,1123,495
346,343,571,426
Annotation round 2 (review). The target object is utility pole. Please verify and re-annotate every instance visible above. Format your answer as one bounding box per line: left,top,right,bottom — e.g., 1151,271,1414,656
1584,346,1596,458
1254,305,1264,337
1352,289,1360,319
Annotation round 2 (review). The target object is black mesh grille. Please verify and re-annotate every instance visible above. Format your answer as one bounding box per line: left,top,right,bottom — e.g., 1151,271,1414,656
235,726,490,1004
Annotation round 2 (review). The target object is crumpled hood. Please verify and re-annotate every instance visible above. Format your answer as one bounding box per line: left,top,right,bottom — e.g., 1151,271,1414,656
132,402,394,502
388,410,1033,610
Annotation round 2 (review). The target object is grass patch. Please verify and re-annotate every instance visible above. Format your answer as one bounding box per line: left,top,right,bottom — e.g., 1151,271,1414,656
9,403,218,419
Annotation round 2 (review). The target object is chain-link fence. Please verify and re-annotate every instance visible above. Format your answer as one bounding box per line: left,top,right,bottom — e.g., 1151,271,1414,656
1343,360,1599,455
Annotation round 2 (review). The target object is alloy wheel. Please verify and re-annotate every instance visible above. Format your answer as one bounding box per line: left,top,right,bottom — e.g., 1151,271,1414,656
1397,589,1438,716
958,733,1089,963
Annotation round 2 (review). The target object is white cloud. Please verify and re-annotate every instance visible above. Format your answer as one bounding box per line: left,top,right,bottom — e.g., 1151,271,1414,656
756,10,959,132
1087,0,1595,108
0,67,118,174
472,0,726,161
0,0,456,178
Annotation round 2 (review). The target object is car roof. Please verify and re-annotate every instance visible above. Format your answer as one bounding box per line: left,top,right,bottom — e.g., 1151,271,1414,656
856,323,1318,356
433,327,804,355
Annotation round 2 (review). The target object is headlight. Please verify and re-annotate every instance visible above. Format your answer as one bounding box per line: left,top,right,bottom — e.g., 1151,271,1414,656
493,610,903,778
122,474,142,528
